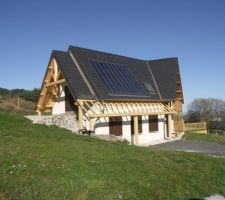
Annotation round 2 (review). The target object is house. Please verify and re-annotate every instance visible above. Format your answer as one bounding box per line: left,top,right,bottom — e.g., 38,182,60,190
35,46,184,145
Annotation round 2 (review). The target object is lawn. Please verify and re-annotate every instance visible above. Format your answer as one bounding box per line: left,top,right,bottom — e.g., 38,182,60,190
183,132,225,145
0,112,225,200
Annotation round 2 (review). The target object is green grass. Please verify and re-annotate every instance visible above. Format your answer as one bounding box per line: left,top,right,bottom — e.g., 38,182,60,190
183,132,225,145
0,112,225,200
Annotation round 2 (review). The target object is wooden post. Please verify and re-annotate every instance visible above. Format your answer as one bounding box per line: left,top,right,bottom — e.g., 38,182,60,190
78,104,83,131
134,116,139,145
37,111,41,116
168,114,173,137
17,97,20,109
90,118,94,131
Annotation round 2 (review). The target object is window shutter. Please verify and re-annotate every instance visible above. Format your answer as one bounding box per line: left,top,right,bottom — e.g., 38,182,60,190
149,115,158,132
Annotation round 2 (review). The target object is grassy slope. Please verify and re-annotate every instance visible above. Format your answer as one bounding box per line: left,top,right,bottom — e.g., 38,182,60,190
0,113,225,200
183,132,225,145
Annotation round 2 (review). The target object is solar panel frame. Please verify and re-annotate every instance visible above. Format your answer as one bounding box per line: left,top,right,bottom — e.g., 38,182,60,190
89,59,147,96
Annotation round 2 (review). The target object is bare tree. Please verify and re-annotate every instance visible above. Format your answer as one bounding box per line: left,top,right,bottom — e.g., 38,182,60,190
186,98,225,122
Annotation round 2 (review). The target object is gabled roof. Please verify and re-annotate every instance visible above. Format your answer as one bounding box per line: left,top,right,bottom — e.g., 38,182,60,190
41,46,183,103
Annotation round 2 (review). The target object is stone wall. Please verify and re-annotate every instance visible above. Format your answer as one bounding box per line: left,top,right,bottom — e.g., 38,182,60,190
26,111,79,132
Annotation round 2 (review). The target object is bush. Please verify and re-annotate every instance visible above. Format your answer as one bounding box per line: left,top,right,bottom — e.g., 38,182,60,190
116,139,130,145
208,121,225,135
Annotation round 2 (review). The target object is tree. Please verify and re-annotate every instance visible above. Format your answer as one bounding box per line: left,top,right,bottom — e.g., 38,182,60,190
186,98,225,122
0,87,10,96
0,87,40,102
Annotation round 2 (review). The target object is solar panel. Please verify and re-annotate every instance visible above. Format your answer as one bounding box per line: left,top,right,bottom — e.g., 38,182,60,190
89,59,146,95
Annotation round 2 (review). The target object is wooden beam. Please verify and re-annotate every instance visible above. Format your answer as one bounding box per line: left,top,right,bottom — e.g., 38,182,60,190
95,102,103,113
105,103,113,113
45,79,65,88
75,100,177,118
89,118,94,131
44,105,53,108
49,71,55,81
83,100,95,114
89,111,176,118
36,58,59,112
121,103,127,113
80,104,89,113
134,116,139,145
168,114,173,137
53,59,58,81
109,103,115,113
78,104,83,130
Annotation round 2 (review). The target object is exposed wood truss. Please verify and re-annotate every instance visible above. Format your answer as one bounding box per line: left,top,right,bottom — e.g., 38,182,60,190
77,100,177,119
174,71,184,132
45,79,65,88
176,72,183,102
36,58,66,112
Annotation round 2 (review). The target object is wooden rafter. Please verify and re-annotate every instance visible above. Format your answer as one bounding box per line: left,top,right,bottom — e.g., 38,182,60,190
77,99,176,119
45,79,66,88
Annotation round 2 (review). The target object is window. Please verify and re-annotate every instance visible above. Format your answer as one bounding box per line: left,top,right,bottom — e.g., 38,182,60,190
149,115,158,132
131,116,142,134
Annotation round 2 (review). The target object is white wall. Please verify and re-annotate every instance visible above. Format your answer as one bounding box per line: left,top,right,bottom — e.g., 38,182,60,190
83,116,110,135
52,89,65,115
138,115,166,145
94,117,109,135
92,114,167,145
122,116,132,142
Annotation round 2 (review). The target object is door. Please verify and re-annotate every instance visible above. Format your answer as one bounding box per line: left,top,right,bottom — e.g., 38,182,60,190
109,116,122,136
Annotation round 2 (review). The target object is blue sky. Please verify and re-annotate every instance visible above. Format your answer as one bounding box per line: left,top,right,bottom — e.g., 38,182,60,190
0,0,225,111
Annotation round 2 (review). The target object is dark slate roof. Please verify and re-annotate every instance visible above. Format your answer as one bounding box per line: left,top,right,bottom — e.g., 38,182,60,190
51,46,182,101
148,58,179,100
52,51,93,100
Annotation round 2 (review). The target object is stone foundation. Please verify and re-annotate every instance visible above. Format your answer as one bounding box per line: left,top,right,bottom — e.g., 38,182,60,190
25,112,79,132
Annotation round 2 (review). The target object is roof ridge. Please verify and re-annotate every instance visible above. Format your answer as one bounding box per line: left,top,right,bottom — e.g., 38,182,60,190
148,57,178,62
52,50,67,54
68,45,146,62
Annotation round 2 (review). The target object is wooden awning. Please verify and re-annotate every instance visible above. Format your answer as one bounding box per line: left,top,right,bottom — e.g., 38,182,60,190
77,100,176,119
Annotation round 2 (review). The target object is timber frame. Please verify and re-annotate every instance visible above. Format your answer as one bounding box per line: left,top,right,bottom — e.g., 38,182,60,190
76,99,176,119
36,58,66,114
174,71,184,132
76,99,177,144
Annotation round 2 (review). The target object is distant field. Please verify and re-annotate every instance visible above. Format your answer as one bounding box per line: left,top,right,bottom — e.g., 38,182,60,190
0,96,35,114
183,132,225,145
0,113,225,200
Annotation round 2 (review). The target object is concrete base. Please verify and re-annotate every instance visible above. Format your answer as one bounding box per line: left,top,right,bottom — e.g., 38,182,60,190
138,132,184,146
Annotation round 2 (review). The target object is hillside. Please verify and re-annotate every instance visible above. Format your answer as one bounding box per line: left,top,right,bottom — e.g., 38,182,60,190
0,87,39,114
0,95,35,114
0,112,225,200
